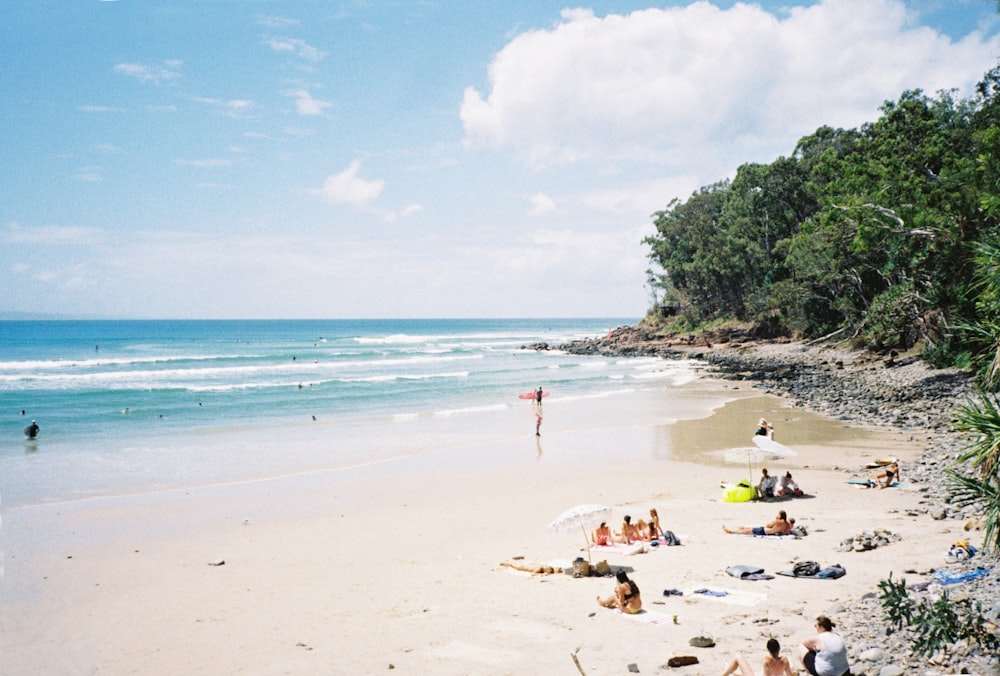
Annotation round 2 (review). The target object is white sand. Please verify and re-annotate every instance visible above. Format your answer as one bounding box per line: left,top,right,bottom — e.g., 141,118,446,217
0,377,964,675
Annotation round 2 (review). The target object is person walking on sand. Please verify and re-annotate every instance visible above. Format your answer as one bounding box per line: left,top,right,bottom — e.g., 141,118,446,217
721,638,795,676
535,409,542,436
596,570,642,614
797,615,850,676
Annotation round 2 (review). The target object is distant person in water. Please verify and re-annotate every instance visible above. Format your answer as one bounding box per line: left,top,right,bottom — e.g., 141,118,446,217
24,420,40,439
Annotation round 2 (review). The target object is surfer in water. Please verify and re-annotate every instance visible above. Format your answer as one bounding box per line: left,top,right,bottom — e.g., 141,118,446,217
25,420,40,439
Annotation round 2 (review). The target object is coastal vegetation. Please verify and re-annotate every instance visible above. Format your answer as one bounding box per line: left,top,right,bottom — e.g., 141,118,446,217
643,65,1000,386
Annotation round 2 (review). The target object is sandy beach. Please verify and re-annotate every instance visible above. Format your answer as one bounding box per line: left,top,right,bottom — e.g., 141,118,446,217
0,370,965,675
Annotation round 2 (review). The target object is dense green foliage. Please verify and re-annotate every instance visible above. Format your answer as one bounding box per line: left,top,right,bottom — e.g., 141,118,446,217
644,66,1000,369
878,573,999,657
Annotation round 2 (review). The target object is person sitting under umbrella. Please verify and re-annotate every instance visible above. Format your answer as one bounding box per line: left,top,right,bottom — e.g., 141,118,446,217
596,570,642,614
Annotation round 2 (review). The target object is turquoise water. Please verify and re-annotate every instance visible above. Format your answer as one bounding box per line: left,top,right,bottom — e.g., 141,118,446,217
1,318,716,507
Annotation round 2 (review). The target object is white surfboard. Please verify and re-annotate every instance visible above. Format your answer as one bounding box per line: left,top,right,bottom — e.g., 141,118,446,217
752,435,796,458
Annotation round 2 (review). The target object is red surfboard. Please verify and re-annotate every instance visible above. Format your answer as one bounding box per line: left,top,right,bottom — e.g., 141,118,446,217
518,391,549,400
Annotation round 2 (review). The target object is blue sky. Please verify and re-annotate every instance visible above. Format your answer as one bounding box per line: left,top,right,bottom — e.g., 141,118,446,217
2,0,999,319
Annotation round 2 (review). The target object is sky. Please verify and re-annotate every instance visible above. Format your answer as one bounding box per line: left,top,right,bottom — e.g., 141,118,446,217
2,0,999,320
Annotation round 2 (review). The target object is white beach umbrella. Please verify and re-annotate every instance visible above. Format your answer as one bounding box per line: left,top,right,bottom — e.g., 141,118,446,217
548,503,613,563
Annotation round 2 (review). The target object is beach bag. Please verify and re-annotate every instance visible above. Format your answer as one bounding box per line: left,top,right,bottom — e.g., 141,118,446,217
663,530,681,546
793,560,821,577
595,559,612,576
572,557,590,578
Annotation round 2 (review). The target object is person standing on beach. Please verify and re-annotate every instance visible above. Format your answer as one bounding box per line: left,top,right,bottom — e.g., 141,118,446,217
533,386,544,436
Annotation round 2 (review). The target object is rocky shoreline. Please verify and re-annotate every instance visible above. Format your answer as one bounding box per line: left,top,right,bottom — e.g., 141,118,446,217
558,326,1000,675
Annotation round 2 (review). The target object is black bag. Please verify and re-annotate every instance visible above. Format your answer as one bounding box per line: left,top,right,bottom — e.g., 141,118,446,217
663,530,681,546
793,560,820,577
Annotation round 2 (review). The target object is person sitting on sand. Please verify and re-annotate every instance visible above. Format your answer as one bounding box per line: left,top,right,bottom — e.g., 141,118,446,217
796,615,850,676
499,561,556,575
617,515,639,543
649,508,662,536
596,570,642,614
721,637,795,676
777,471,803,497
755,418,774,439
873,462,900,489
592,522,611,546
723,510,793,536
757,468,779,499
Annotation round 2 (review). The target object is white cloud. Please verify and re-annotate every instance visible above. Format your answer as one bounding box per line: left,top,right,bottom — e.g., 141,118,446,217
317,160,384,209
528,192,556,216
78,105,124,113
173,158,232,168
114,61,182,85
192,97,255,117
256,14,299,29
461,0,1000,180
264,37,326,62
287,89,331,116
2,221,102,245
74,166,103,182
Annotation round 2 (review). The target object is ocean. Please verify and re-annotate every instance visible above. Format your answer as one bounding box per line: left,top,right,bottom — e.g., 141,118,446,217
1,318,715,509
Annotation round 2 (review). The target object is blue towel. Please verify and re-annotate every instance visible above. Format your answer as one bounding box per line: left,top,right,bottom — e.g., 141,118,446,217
929,567,990,585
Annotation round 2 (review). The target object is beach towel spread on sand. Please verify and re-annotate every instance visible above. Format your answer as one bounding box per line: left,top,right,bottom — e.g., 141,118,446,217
618,608,674,626
681,586,767,606
589,534,690,554
725,565,775,581
929,567,991,585
776,563,846,579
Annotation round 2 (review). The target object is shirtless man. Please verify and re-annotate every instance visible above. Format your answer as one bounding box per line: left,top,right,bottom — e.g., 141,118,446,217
723,510,793,536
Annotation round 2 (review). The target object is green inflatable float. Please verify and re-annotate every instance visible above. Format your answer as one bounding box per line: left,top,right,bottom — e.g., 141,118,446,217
722,479,755,503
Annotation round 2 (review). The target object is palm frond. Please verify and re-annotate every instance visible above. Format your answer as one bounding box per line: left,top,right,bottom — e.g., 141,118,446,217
945,469,1000,553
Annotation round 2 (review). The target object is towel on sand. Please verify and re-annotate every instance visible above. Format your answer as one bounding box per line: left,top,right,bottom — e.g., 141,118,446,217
682,586,767,606
930,567,990,585
618,608,674,625
726,565,775,581
776,564,846,579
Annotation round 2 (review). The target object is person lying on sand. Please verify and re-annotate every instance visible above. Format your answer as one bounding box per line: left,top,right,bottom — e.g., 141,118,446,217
596,570,642,614
723,510,793,536
499,561,556,575
720,638,795,676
